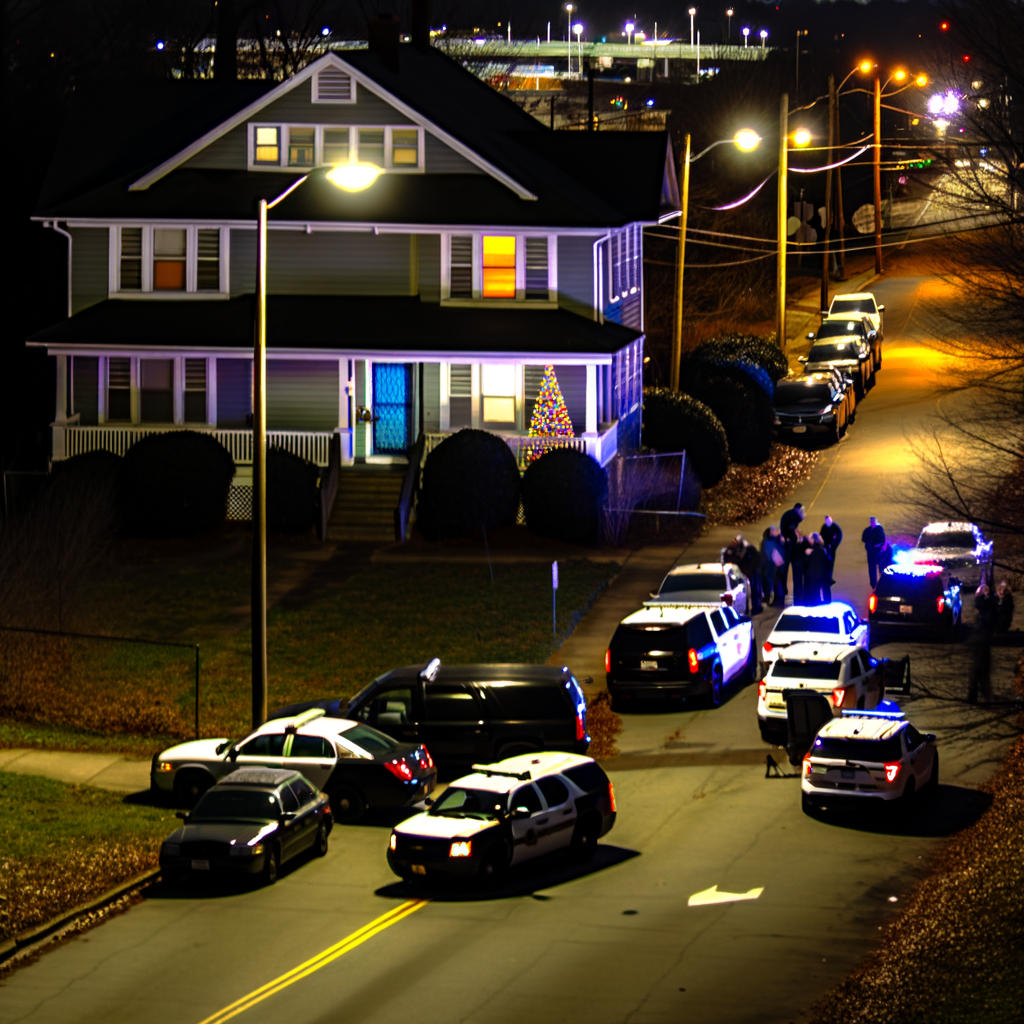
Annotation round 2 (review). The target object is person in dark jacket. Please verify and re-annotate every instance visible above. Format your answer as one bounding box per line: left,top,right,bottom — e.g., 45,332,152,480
779,503,806,596
761,527,786,606
790,530,808,604
722,534,762,615
802,534,833,606
821,515,843,580
968,583,996,703
861,516,887,588
994,581,1014,634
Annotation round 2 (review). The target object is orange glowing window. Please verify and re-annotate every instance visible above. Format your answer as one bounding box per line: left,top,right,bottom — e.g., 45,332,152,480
153,228,186,291
482,235,516,298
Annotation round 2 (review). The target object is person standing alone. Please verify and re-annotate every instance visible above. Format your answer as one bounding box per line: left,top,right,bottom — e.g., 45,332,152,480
780,503,806,597
861,516,887,588
821,515,843,582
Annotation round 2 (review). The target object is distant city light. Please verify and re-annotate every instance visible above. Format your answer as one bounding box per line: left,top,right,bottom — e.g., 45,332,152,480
742,27,750,37
928,91,960,115
321,26,330,36
156,41,165,50
646,98,655,107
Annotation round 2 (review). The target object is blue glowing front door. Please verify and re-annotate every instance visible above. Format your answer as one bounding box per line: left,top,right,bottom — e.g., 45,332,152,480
372,363,413,456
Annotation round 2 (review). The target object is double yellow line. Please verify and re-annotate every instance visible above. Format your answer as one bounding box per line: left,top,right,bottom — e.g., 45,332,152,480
197,899,429,1024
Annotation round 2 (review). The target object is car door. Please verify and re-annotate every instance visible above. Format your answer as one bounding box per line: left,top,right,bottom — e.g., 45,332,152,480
284,733,336,790
535,775,577,855
719,606,746,682
508,783,549,865
288,778,322,853
724,567,748,616
353,684,421,746
277,783,303,861
855,651,883,708
233,732,287,771
420,683,487,763
709,609,736,679
902,725,933,787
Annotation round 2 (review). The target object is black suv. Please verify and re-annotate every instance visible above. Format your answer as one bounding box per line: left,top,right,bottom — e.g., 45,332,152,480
773,373,850,444
868,564,963,640
271,662,589,769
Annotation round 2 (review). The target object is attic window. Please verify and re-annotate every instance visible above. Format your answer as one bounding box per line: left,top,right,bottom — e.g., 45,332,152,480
314,68,355,103
254,126,281,164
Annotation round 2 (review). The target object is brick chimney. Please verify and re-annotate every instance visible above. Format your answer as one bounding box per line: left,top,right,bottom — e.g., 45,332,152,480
411,0,432,51
368,15,400,73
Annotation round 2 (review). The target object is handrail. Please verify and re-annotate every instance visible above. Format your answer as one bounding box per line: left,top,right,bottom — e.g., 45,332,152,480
394,431,426,543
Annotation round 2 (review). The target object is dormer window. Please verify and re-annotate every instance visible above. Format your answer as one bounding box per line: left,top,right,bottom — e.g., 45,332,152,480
113,226,226,296
443,233,555,304
248,124,422,171
254,126,281,164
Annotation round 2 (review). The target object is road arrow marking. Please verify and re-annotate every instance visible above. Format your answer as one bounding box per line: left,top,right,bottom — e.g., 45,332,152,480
688,885,764,907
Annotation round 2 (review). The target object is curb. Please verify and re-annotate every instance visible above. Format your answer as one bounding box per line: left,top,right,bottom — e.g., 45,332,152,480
0,867,161,969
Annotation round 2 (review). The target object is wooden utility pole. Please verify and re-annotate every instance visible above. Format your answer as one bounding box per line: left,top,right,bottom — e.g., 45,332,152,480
834,83,847,280
670,134,691,391
776,94,789,351
821,75,835,314
873,75,883,274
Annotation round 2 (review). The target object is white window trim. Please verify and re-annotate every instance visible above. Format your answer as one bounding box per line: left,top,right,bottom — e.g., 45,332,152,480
311,68,357,105
440,232,558,307
247,123,424,173
109,226,230,299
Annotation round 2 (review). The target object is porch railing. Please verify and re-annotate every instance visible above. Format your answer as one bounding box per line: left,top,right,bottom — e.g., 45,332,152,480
58,423,335,467
423,423,618,469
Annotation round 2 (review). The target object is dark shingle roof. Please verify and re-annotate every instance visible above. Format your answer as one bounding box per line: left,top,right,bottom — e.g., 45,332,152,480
27,295,640,356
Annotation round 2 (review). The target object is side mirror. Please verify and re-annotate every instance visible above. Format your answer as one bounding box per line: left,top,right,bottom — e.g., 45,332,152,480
228,747,239,761
925,733,936,743
176,811,189,820
580,676,594,685
423,797,435,806
877,304,885,312
798,355,808,364
649,591,659,599
806,332,815,340
512,806,531,819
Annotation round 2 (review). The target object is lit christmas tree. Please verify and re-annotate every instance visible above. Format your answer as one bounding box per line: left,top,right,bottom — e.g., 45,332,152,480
528,366,575,437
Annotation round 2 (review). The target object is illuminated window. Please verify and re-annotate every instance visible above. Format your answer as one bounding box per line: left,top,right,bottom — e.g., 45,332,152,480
358,128,385,167
323,127,350,164
392,128,419,165
482,363,516,424
119,227,142,290
153,229,186,291
288,126,315,166
482,236,516,298
254,126,280,164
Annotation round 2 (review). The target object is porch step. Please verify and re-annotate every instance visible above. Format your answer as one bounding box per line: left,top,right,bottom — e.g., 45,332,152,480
328,465,407,542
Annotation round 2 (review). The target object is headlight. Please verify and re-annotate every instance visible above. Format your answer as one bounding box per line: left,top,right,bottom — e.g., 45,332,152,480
449,841,472,858
161,843,180,857
156,762,174,773
389,834,397,851
230,843,263,856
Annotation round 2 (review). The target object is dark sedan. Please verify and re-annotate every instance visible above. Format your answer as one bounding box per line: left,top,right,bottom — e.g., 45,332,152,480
868,564,963,640
801,326,875,398
159,768,332,886
814,314,881,371
773,373,850,444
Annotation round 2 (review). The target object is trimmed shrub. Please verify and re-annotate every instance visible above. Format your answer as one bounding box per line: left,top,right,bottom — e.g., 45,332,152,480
267,446,320,535
521,447,607,545
698,332,789,382
416,429,521,539
49,449,126,531
641,388,729,487
123,430,235,536
680,364,774,466
692,348,774,399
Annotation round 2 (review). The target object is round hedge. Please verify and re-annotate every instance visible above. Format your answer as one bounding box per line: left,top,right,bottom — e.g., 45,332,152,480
416,429,521,539
679,364,774,466
123,430,235,536
697,333,789,382
267,446,320,534
691,349,774,399
521,447,608,545
50,449,126,527
641,388,729,487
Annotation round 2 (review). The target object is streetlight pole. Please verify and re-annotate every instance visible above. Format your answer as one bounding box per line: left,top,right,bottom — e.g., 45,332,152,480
726,8,733,42
873,73,883,274
689,8,696,47
776,93,789,352
671,133,691,392
252,198,268,729
821,74,835,315
565,4,574,76
742,26,749,47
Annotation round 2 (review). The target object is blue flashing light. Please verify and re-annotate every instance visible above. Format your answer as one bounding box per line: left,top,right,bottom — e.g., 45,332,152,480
321,26,330,36
646,98,655,107
841,705,905,720
980,146,988,156
884,563,943,577
156,40,165,50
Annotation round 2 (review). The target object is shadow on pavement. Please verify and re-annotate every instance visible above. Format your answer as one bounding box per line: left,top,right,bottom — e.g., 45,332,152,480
374,844,640,903
809,784,992,837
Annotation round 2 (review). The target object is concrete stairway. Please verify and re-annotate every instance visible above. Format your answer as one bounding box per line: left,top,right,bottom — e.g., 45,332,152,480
327,464,407,542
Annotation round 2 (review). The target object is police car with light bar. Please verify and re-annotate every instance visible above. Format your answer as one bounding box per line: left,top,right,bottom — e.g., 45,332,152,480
801,708,938,813
900,521,993,588
387,753,616,883
757,643,885,745
761,602,869,668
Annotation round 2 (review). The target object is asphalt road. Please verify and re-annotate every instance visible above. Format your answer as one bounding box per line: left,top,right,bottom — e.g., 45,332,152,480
2,269,1020,1024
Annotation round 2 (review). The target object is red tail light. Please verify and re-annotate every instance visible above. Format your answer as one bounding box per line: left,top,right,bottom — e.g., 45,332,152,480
868,594,878,614
936,596,945,614
384,759,414,781
605,649,611,674
832,687,845,707
608,782,617,812
721,592,734,606
758,681,766,701
884,762,901,783
802,751,812,775
421,746,434,770
763,641,773,653
687,648,699,674
575,712,586,742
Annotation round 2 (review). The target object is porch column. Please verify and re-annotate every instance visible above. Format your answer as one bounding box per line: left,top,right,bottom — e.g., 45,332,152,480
339,357,354,465
52,354,69,461
583,363,599,460
206,357,217,426
439,362,450,431
173,357,184,425
97,356,108,424
470,364,481,429
130,357,140,424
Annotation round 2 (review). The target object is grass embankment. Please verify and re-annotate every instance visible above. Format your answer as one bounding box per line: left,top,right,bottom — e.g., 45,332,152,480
0,772,173,944
0,541,620,752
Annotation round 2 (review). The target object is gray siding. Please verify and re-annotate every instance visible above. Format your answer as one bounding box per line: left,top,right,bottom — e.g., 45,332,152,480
557,235,596,319
421,362,440,432
230,228,256,296
72,356,99,425
70,228,109,314
268,359,338,430
552,364,587,435
217,358,252,428
423,133,482,173
418,233,440,302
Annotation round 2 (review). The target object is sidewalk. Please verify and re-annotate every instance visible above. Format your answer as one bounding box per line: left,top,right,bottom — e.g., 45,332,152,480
0,748,151,793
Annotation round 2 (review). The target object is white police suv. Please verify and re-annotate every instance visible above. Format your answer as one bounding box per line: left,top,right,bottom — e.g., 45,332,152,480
801,708,938,813
761,602,869,668
387,752,616,883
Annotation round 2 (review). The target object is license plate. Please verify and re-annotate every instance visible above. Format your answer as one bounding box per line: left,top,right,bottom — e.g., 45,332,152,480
792,425,807,433
191,859,210,871
411,864,426,876
811,765,827,775
640,659,658,671
900,604,913,615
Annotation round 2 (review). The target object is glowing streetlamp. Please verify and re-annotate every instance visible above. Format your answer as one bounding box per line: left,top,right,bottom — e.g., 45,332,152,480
760,28,768,49
689,7,697,46
625,20,635,46
742,26,749,47
565,4,574,75
726,8,734,42
573,22,583,77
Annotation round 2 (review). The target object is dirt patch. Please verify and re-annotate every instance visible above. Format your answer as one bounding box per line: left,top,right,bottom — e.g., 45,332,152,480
586,691,621,760
701,444,820,526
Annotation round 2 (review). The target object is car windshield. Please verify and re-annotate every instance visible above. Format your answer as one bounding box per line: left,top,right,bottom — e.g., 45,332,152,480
808,343,858,362
811,733,903,762
341,724,399,755
918,531,975,549
771,661,842,681
775,613,841,635
190,788,280,822
775,383,833,407
817,320,865,339
659,572,727,593
830,298,875,316
429,787,506,820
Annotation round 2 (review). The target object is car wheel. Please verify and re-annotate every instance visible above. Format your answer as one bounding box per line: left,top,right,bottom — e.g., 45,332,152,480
740,645,757,685
854,373,865,400
707,664,725,708
330,786,367,824
496,741,540,760
801,793,818,816
868,365,876,390
925,752,939,793
827,420,840,445
314,820,330,857
570,814,601,863
173,770,213,808
263,845,279,885
901,776,917,804
161,869,181,888
838,410,848,439
479,845,510,884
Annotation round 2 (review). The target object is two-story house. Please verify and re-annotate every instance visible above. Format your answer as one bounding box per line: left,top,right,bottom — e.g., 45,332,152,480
27,22,678,536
